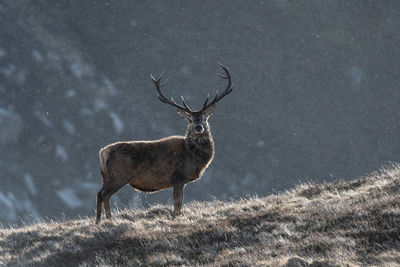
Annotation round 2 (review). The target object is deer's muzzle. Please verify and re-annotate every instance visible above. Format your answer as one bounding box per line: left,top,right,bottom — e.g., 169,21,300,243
194,125,204,134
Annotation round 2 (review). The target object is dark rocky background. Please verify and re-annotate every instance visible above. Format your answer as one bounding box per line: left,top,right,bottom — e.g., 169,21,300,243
1,0,399,225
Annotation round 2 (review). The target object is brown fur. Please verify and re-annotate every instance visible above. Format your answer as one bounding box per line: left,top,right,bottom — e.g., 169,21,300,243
96,124,214,223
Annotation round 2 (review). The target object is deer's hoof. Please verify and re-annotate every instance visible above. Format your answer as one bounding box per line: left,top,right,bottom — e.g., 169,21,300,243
173,213,181,219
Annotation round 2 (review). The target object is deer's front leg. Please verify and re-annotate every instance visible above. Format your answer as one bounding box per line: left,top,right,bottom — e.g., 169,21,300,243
173,183,185,218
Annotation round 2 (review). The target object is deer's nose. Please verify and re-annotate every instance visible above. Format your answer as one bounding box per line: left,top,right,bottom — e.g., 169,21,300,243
194,125,204,133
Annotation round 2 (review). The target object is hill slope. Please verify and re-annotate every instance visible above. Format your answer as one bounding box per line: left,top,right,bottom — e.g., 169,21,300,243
1,165,400,266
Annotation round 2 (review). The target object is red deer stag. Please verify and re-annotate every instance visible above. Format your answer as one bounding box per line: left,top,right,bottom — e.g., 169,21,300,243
96,62,233,224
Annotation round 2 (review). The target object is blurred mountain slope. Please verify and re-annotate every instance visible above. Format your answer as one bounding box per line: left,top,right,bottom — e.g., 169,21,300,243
0,0,400,224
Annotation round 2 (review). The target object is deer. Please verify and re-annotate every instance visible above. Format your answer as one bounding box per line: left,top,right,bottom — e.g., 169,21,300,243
95,62,233,224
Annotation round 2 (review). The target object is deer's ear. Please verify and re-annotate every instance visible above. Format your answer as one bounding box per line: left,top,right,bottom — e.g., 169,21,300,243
177,109,191,120
204,104,215,117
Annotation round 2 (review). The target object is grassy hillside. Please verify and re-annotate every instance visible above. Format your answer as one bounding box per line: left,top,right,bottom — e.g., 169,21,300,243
1,165,400,266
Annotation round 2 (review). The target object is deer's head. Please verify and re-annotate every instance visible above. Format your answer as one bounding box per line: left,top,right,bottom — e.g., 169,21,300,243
151,62,233,137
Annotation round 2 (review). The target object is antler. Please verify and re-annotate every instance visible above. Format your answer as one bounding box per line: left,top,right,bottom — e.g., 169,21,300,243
202,62,233,111
151,73,192,113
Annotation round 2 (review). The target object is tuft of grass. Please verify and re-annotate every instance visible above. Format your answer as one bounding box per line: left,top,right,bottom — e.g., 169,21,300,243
1,164,400,266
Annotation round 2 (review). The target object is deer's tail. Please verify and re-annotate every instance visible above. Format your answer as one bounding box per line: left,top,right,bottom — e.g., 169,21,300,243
99,148,109,179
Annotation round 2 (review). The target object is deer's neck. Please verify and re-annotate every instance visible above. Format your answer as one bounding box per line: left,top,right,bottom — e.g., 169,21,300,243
185,127,214,163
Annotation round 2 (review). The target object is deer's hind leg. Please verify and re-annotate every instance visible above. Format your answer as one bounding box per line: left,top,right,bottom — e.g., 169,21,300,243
96,176,128,223
96,190,103,224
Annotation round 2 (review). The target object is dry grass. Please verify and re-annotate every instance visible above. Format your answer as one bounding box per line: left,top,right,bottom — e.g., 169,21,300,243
1,165,400,266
